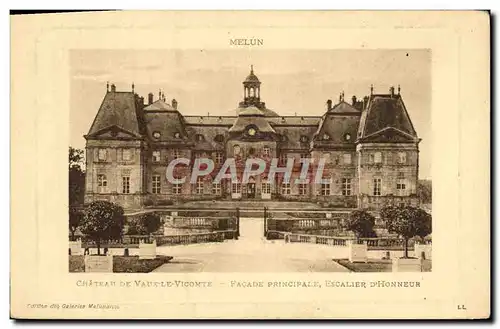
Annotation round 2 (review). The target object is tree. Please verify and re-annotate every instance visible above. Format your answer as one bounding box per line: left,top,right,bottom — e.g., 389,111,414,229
417,180,432,204
345,210,376,240
80,201,125,255
69,206,83,241
69,147,85,206
129,212,163,236
380,205,432,258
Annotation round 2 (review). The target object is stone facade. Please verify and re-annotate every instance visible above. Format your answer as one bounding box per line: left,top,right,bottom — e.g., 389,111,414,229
84,68,421,211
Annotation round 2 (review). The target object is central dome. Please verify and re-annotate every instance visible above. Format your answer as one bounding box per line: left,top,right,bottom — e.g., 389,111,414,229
244,65,260,83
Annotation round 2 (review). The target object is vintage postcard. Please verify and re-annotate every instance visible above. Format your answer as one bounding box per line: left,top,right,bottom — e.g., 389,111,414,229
10,11,490,319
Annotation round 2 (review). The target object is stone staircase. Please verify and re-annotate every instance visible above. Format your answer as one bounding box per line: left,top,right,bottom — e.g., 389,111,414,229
178,200,323,211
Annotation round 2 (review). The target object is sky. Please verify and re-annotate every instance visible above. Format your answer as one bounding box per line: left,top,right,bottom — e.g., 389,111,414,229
70,49,431,179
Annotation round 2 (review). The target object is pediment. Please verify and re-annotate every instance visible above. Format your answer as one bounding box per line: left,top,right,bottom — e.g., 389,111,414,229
360,127,417,143
87,125,142,139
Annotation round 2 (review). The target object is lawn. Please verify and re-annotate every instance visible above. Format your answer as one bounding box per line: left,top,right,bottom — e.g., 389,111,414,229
335,258,432,272
69,255,173,273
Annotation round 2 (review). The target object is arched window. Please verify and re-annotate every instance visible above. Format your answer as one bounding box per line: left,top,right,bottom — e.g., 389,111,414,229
250,88,254,97
233,145,241,156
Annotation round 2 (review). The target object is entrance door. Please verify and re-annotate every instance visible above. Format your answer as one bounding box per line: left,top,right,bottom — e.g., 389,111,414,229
247,183,256,199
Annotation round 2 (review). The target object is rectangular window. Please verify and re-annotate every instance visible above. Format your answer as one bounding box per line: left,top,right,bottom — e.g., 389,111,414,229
172,182,182,195
232,182,241,194
299,183,307,195
214,152,223,164
261,182,271,194
98,149,107,161
279,153,286,164
263,147,270,157
321,182,331,196
152,175,161,194
212,182,221,195
342,178,352,196
122,176,130,194
396,173,406,196
196,177,204,194
398,152,407,164
122,149,132,161
386,152,393,164
373,178,382,196
343,153,352,165
97,174,107,193
172,149,180,160
374,152,382,164
281,183,291,195
152,151,161,163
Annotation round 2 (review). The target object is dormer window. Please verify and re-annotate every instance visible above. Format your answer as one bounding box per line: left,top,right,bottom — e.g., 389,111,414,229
214,134,224,143
174,132,181,139
281,117,286,123
323,133,331,140
196,134,204,142
153,131,161,139
300,135,309,143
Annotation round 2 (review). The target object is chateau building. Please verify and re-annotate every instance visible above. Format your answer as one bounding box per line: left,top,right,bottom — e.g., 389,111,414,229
84,67,421,210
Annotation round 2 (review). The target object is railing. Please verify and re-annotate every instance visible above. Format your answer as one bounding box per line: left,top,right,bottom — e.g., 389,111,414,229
271,232,418,250
282,233,351,246
169,216,235,229
76,230,237,248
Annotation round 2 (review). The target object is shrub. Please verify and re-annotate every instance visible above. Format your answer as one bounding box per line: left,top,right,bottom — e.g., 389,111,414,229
80,201,125,255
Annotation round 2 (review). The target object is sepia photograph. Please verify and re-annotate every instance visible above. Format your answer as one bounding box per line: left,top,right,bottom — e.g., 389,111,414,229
11,10,489,320
69,49,432,273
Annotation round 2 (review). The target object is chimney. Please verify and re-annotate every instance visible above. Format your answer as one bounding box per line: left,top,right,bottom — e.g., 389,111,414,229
110,84,116,92
326,99,332,111
390,86,395,97
148,93,154,105
172,99,178,110
132,82,135,93
106,81,109,92
363,96,369,110
398,84,401,95
352,95,357,106
140,96,144,106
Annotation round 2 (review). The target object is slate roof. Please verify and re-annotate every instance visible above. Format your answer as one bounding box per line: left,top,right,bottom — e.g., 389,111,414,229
186,126,228,151
311,112,360,149
328,101,361,114
228,115,276,133
144,110,190,144
86,91,142,138
143,99,177,112
236,105,279,117
358,94,418,141
183,116,236,126
86,87,419,151
274,126,319,150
